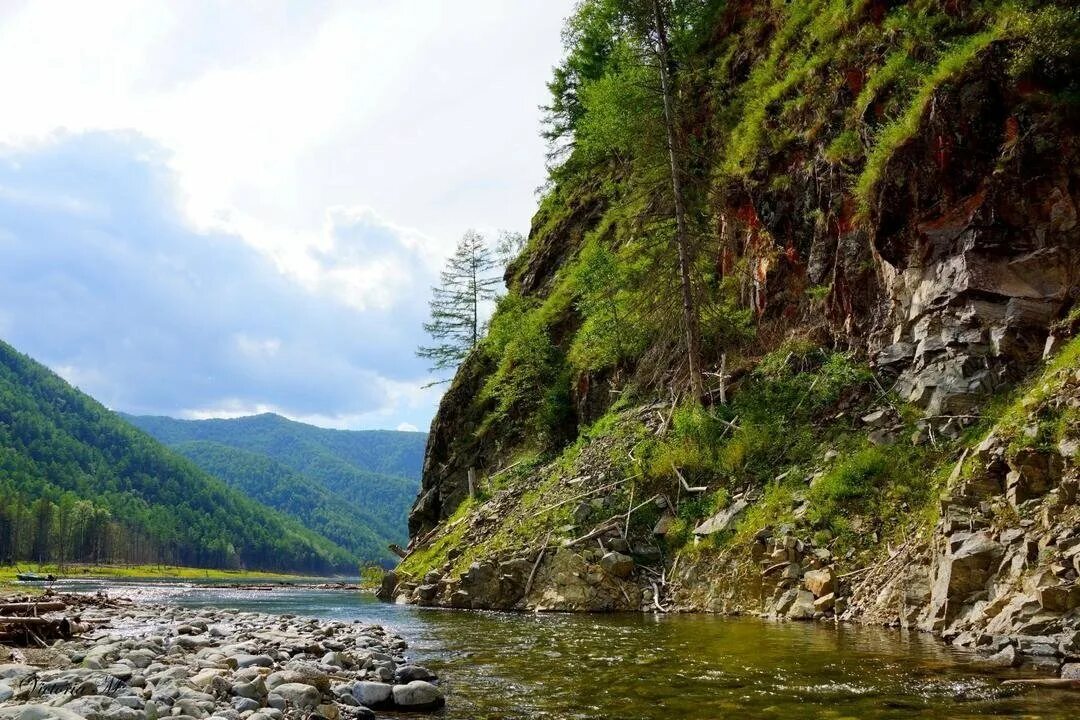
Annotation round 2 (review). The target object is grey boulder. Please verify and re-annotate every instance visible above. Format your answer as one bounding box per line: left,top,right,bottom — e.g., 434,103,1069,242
391,680,445,711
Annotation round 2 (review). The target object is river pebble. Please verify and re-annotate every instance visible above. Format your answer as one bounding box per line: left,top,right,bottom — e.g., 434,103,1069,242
0,599,445,720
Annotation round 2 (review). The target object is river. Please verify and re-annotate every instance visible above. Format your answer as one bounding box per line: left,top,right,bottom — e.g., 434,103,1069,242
47,578,1077,719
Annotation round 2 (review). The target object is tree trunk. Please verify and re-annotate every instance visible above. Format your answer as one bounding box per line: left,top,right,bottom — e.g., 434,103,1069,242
651,0,704,403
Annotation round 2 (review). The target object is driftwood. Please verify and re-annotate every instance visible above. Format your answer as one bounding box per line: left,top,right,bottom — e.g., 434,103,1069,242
0,615,91,646
673,465,706,494
522,530,553,603
1001,678,1080,691
0,602,66,615
564,522,622,548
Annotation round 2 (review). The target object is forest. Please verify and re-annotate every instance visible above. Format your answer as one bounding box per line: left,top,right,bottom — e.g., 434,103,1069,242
0,340,355,572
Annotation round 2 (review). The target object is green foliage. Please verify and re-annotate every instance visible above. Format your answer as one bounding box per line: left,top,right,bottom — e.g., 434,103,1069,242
1006,4,1080,89
480,310,572,448
575,45,665,166
418,229,501,374
824,130,863,165
853,51,920,118
855,27,1001,211
569,240,651,372
0,340,355,572
641,343,873,518
807,443,933,544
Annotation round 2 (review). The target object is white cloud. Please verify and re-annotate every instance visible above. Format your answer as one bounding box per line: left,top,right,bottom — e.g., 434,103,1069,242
234,334,282,359
0,0,578,430
0,0,575,275
396,422,420,432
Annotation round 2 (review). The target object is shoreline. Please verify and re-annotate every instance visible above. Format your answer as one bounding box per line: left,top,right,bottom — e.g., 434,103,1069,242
0,566,377,596
0,591,444,719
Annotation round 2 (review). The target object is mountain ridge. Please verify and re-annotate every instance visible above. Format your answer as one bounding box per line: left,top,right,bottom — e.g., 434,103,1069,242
124,412,427,561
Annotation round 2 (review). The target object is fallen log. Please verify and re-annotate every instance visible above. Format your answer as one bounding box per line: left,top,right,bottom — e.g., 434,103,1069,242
522,530,553,603
0,616,91,645
0,602,67,615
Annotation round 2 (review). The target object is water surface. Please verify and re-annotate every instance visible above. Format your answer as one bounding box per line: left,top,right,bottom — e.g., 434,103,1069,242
51,578,1078,719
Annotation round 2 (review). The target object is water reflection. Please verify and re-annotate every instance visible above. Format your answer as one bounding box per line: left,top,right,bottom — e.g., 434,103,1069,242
53,579,1077,719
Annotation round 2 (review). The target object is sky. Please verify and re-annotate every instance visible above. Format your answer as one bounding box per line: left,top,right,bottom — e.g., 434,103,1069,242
0,0,577,432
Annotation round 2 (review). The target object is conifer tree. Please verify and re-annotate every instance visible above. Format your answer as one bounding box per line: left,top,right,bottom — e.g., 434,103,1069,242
418,230,500,374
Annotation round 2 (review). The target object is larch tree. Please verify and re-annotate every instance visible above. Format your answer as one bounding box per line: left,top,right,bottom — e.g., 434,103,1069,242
647,0,704,403
545,0,708,402
418,230,501,375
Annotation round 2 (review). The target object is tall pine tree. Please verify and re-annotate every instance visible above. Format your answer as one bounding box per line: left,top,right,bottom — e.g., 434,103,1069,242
418,230,500,374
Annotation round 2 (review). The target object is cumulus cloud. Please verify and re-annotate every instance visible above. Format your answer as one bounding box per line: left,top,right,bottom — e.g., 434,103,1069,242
0,1,576,429
0,132,440,429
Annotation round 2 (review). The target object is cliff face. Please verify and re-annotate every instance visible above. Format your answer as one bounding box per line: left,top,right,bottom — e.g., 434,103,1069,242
396,0,1080,679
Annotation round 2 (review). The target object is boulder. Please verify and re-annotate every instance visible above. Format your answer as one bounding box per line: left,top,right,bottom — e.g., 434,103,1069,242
352,681,393,709
985,644,1022,668
1037,584,1080,612
0,665,35,682
375,571,398,602
599,552,635,579
0,706,86,720
653,512,677,536
60,696,144,720
232,654,273,669
786,590,817,620
803,568,836,598
231,697,260,713
270,683,320,711
391,681,444,711
1062,663,1080,680
922,531,1004,629
693,500,749,536
394,665,436,683
415,584,439,605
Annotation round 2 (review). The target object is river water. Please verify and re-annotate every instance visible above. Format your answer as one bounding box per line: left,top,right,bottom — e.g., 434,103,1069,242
48,579,1078,719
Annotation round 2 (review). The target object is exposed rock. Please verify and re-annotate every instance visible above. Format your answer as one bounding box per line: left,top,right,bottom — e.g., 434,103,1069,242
922,532,1004,630
272,683,321,711
391,681,444,711
599,552,635,579
803,568,836,598
985,644,1022,668
693,500,749,536
352,682,393,709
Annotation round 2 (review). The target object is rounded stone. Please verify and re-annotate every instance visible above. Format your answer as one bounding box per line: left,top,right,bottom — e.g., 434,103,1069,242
391,680,445,711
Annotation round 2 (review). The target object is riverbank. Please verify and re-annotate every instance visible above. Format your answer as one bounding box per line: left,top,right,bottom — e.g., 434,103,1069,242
0,592,444,719
0,565,313,584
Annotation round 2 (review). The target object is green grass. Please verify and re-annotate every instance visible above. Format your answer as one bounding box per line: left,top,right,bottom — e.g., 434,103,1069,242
0,563,314,583
855,25,1002,212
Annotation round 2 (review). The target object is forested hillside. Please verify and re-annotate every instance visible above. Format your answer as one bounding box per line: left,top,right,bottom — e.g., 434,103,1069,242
168,440,397,563
0,340,354,572
125,413,425,549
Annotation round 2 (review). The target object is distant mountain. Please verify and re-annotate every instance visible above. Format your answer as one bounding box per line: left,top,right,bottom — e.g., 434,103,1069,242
0,339,354,572
124,413,426,560
168,440,395,563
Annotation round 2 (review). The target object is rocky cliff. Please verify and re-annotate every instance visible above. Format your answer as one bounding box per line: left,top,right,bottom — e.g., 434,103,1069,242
390,0,1080,681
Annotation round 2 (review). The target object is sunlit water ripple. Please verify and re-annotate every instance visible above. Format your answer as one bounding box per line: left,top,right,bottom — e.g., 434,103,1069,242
45,578,1079,719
